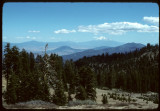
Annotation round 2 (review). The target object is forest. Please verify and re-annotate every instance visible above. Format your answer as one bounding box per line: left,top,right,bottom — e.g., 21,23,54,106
2,43,159,106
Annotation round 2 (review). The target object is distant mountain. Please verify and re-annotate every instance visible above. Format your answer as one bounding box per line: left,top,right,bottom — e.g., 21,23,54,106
101,42,145,54
93,46,110,50
2,40,124,52
62,43,145,61
80,40,123,48
2,41,46,52
2,41,145,59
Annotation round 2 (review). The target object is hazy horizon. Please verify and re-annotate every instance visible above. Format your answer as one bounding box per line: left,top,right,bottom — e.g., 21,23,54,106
3,40,159,46
3,3,159,45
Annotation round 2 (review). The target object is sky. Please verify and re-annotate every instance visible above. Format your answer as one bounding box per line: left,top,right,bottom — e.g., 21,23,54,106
2,2,159,45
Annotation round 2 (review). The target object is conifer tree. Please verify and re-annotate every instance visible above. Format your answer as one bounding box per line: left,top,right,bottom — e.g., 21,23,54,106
4,72,19,104
102,94,108,104
68,86,73,102
11,46,20,74
85,69,97,101
29,52,35,72
61,70,68,91
75,85,87,100
20,49,30,73
49,60,67,105
64,60,75,93
111,67,116,89
76,66,96,101
41,44,67,105
3,43,12,92
52,78,67,105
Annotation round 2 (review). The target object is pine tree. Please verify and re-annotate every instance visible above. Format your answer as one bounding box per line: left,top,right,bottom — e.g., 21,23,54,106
52,77,67,105
68,86,73,102
3,43,12,92
64,60,76,93
29,52,35,73
50,66,67,105
20,49,30,73
40,44,67,105
75,85,87,100
11,46,20,74
4,72,19,104
86,69,97,101
111,67,116,89
61,70,68,91
102,94,108,104
48,54,67,105
35,54,50,101
76,66,97,101
128,95,131,103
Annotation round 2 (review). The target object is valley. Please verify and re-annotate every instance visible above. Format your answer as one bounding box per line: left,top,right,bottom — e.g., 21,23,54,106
2,42,159,109
2,2,159,110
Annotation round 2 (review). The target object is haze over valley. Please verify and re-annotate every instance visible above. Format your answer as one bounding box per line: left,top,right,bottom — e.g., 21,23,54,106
2,2,159,109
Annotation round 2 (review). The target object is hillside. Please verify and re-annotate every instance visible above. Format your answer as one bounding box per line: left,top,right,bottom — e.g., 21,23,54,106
75,44,159,93
2,43,158,109
63,43,145,61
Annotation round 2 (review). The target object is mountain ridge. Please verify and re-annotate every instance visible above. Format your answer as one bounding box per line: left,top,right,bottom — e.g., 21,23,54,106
2,40,124,53
62,43,145,61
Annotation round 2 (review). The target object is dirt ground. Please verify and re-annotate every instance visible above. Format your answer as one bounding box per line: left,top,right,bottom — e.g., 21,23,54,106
58,88,158,109
2,77,159,109
95,88,158,109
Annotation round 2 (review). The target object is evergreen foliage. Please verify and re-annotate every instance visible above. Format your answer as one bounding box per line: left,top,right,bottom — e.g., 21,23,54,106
3,43,13,92
75,85,87,100
68,87,73,102
52,79,67,105
2,43,159,106
75,44,159,93
49,54,67,105
75,66,97,101
102,94,108,104
3,43,65,105
64,60,76,93
4,72,19,104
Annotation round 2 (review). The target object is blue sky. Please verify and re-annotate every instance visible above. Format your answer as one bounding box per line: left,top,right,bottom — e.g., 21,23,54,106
3,2,159,45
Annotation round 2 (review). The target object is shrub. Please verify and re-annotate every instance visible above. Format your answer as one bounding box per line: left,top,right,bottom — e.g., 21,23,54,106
123,97,127,102
113,96,117,100
119,97,122,101
132,99,136,102
115,103,128,107
125,98,128,102
102,94,108,104
101,94,104,96
68,100,97,106
102,87,110,90
128,96,131,103
146,101,148,104
117,96,120,100
153,98,159,104
109,94,113,99
137,96,144,99
16,100,56,106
